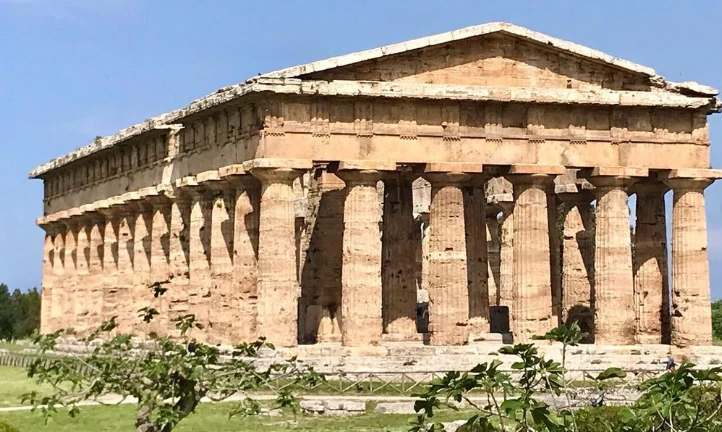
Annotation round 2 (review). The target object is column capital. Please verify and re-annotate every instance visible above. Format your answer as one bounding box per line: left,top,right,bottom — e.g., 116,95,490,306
77,204,105,226
59,208,83,230
219,165,261,189
505,173,555,187
584,176,637,189
37,215,63,234
175,176,213,200
423,171,473,185
664,177,714,192
249,167,306,184
630,180,670,196
140,186,172,209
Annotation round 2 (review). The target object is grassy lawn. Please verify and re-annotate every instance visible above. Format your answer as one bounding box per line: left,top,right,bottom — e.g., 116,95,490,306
0,367,57,408
0,401,471,432
0,365,471,431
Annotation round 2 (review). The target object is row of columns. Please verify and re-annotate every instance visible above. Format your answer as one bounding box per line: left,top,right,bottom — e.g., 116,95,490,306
38,161,717,347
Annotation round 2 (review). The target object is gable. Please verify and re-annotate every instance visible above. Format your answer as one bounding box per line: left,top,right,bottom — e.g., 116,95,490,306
300,33,651,92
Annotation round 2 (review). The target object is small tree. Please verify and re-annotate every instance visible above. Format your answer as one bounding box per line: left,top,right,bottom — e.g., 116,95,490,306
23,282,322,432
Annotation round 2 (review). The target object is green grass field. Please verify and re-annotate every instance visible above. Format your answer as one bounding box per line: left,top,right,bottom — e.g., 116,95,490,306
0,366,470,431
0,403,471,432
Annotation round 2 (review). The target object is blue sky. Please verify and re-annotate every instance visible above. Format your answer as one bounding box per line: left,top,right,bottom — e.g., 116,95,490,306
1,0,721,297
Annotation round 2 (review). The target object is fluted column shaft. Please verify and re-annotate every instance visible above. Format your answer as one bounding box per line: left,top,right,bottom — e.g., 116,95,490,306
633,182,669,344
252,168,305,347
666,178,713,347
50,228,66,331
425,173,471,345
506,175,554,342
228,176,260,343
590,176,636,344
100,212,119,326
548,192,562,328
465,184,490,333
208,184,236,344
559,193,595,338
381,175,418,338
166,194,191,335
336,170,384,346
185,187,212,340
116,207,135,334
145,196,171,334
131,202,153,335
73,217,91,333
498,203,514,332
86,216,105,334
62,221,78,330
39,226,56,334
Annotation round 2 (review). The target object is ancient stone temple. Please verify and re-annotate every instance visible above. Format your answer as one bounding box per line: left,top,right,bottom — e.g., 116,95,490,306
31,23,721,348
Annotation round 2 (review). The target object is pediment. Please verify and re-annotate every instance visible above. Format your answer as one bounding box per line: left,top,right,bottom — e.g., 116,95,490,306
263,23,717,97
301,33,652,92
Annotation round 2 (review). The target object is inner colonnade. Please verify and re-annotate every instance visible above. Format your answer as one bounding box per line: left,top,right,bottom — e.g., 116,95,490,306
37,159,716,348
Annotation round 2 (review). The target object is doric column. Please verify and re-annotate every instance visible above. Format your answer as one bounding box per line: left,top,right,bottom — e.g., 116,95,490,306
50,222,66,332
198,170,237,344
632,182,669,345
464,181,490,335
665,173,718,347
336,162,391,346
96,201,119,327
37,218,57,334
116,196,137,334
424,164,480,345
558,192,595,339
248,161,310,347
585,168,644,345
142,186,173,335
167,187,191,330
220,165,261,344
74,212,91,334
506,167,560,343
124,195,154,336
498,202,514,331
61,214,79,331
547,192,562,328
381,172,418,339
84,210,105,335
298,169,345,344
485,207,501,307
175,177,213,341
98,196,135,334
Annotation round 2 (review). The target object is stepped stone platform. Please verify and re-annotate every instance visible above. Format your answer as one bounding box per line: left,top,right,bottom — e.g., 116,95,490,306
47,340,722,374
